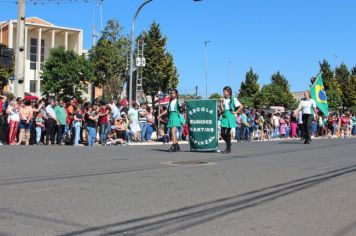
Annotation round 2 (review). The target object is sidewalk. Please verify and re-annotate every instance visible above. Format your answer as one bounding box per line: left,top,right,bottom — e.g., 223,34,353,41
128,135,356,146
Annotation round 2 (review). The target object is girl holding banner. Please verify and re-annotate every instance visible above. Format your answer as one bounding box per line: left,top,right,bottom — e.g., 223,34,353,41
219,86,244,153
158,89,182,152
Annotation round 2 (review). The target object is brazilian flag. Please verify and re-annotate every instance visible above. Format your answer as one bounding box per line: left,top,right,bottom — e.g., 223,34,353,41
310,73,329,115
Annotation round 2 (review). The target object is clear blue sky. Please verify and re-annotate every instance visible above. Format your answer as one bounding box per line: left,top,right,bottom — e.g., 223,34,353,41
1,0,356,97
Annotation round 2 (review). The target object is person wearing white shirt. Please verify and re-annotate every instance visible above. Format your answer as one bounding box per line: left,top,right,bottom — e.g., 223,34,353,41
294,91,318,144
45,98,59,145
7,100,20,145
219,86,243,153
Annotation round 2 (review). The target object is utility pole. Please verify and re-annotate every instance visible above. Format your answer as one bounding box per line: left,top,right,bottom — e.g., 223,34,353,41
129,0,153,108
14,0,26,97
204,40,210,99
195,85,198,98
91,7,98,103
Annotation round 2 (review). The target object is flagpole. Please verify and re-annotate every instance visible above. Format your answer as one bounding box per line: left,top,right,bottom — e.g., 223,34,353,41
310,72,323,88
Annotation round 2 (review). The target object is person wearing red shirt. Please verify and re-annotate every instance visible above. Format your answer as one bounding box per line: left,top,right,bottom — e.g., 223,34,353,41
340,114,350,137
98,101,109,144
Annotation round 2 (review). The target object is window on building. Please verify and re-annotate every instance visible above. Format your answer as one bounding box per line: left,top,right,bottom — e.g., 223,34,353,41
30,38,45,70
30,80,37,93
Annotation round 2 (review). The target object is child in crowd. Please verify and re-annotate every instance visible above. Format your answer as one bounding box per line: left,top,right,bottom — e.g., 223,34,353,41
157,126,170,144
35,112,45,145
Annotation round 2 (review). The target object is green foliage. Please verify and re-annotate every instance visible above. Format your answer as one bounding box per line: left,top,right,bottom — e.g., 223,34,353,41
0,67,12,91
0,44,13,91
209,93,222,100
335,63,355,110
261,72,297,110
238,96,254,108
347,66,356,112
90,19,129,99
238,68,259,98
41,47,93,100
271,71,290,91
317,60,342,111
142,22,179,98
326,80,343,111
238,68,263,108
319,60,334,90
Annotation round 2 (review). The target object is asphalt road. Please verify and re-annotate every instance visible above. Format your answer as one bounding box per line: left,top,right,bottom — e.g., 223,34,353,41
0,138,356,236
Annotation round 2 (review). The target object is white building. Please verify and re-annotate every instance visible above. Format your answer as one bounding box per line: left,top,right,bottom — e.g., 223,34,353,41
0,17,83,97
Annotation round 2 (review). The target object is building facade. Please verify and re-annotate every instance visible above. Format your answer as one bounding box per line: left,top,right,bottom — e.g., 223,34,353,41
0,17,84,97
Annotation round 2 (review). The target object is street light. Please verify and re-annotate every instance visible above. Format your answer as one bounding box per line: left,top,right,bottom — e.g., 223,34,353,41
129,0,153,108
128,0,203,108
204,40,210,99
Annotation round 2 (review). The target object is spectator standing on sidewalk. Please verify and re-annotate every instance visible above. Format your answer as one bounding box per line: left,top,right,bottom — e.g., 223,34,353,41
138,103,148,142
145,106,155,141
98,101,109,144
18,99,33,145
351,113,356,136
73,106,83,146
54,100,67,145
45,98,59,145
128,103,141,142
0,94,7,145
84,105,98,146
7,100,20,145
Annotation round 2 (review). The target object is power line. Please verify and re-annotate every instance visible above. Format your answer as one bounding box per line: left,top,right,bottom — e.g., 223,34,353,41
0,0,103,5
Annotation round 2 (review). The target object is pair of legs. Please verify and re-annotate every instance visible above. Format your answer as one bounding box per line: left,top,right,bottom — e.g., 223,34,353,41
99,123,109,144
45,118,56,145
73,122,81,146
87,126,96,146
221,127,232,153
139,122,148,142
8,120,18,145
302,114,313,143
168,127,180,152
56,125,66,144
18,121,31,145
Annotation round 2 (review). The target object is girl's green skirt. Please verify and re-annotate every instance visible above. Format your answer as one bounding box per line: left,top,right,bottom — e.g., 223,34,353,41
220,110,236,128
167,111,181,128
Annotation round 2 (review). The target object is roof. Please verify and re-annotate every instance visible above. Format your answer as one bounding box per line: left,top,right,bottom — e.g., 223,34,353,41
0,17,82,32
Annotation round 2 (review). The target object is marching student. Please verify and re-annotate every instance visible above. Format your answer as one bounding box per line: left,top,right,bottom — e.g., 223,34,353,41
158,89,182,152
294,91,318,144
219,86,244,153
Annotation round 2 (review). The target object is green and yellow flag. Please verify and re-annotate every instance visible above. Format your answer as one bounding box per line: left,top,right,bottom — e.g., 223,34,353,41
310,73,329,115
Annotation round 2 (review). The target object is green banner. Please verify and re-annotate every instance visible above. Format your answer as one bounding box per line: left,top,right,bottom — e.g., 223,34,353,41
186,99,218,152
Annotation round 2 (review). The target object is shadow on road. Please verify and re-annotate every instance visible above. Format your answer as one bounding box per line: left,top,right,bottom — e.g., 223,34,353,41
59,163,356,236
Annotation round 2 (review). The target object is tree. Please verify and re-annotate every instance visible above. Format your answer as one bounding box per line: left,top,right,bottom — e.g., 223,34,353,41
335,63,355,110
347,66,356,112
260,83,297,110
209,93,222,100
271,71,289,91
238,68,259,98
0,44,13,91
316,60,342,111
90,19,129,100
319,60,334,90
41,47,93,100
237,68,263,108
142,22,179,99
0,67,12,91
261,72,297,110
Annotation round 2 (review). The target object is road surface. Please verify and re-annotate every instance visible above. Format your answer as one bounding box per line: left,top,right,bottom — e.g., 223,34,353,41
0,139,355,236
